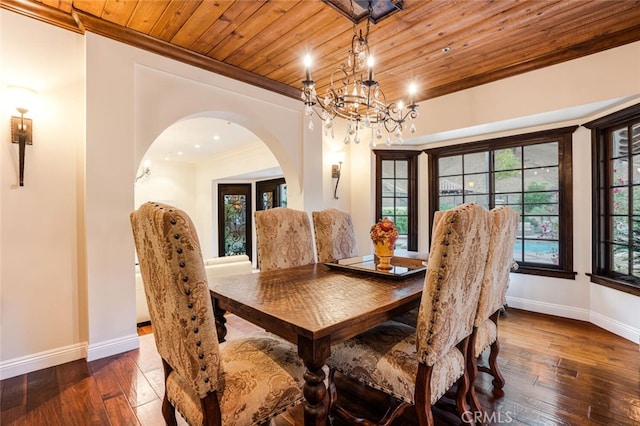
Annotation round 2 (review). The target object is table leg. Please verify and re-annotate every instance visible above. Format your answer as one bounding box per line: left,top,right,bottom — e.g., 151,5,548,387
298,335,331,426
210,295,227,343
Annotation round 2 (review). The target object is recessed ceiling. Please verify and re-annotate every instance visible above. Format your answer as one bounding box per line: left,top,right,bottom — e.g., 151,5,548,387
143,118,264,164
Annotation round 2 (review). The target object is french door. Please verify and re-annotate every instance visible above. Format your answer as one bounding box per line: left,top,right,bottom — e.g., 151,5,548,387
217,184,252,259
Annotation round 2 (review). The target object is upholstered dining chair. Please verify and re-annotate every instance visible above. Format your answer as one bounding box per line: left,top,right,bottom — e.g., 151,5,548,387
312,208,359,263
467,205,519,412
254,207,315,271
393,209,446,327
327,203,491,426
130,202,306,425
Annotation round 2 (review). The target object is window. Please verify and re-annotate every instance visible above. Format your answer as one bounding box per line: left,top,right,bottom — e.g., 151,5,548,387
256,178,287,211
586,103,640,296
425,127,576,279
374,150,420,251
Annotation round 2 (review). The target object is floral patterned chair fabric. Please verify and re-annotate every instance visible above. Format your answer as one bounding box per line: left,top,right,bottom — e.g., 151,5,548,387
254,207,315,271
393,210,446,327
312,208,359,263
468,205,519,411
327,203,491,426
130,202,305,425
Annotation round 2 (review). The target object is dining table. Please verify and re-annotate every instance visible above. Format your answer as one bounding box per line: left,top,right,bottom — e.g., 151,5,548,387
208,254,428,425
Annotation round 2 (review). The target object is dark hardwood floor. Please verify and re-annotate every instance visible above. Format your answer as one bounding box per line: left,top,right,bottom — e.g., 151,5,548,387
1,309,638,425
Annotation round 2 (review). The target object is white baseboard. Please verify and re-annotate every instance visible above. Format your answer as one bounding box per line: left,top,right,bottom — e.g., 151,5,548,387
506,296,640,344
0,343,87,380
589,311,640,345
86,333,140,361
0,334,141,380
505,296,590,321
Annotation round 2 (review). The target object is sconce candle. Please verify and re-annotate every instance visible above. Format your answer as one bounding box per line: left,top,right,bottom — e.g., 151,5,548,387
367,56,374,82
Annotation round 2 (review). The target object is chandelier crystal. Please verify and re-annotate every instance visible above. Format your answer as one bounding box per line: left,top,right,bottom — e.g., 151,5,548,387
301,2,418,147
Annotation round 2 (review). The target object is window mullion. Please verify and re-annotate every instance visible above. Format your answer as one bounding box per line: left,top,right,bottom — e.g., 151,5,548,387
627,124,634,278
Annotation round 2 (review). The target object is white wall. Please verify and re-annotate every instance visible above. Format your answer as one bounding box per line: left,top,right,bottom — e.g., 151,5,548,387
134,161,196,214
1,11,86,376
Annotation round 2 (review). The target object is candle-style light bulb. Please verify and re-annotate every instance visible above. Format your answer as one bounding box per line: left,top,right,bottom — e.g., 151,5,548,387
367,56,374,81
409,83,417,105
304,54,312,81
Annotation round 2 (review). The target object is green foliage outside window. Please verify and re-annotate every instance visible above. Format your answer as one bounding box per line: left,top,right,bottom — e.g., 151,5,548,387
523,182,554,213
495,148,521,179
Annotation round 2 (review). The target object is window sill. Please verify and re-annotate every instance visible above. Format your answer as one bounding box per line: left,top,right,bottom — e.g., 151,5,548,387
588,274,640,297
513,266,577,280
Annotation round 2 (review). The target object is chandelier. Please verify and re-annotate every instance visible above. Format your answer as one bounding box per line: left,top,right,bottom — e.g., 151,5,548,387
301,1,418,147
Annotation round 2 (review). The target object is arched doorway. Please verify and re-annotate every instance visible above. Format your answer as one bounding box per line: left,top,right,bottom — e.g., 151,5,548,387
133,116,284,325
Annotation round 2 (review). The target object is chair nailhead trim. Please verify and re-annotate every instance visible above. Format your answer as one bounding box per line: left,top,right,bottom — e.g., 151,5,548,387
167,212,210,385
426,212,456,346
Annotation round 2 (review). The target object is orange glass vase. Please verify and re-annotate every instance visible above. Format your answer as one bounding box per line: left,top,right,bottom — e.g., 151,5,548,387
373,238,394,270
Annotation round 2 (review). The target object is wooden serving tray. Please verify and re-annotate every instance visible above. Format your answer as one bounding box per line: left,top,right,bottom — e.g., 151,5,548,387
324,254,427,280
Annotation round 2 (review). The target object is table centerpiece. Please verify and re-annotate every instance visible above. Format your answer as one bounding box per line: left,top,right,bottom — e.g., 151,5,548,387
370,218,399,270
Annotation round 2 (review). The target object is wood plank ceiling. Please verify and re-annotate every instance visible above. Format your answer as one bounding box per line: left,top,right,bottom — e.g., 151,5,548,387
4,0,640,105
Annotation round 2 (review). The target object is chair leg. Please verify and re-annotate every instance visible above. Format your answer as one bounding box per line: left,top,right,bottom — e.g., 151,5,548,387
487,311,505,397
377,399,411,426
455,338,475,426
329,368,409,426
487,337,505,397
467,329,483,415
327,368,337,415
161,360,178,426
414,363,435,426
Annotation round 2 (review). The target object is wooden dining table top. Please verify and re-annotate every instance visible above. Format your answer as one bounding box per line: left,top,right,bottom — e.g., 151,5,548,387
208,261,426,345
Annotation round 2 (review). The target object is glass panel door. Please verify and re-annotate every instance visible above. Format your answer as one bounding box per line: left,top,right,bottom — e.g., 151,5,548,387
218,184,252,259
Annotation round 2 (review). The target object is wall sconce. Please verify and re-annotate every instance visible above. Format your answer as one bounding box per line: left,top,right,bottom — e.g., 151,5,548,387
329,151,344,200
332,162,342,199
9,86,36,187
135,160,152,183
